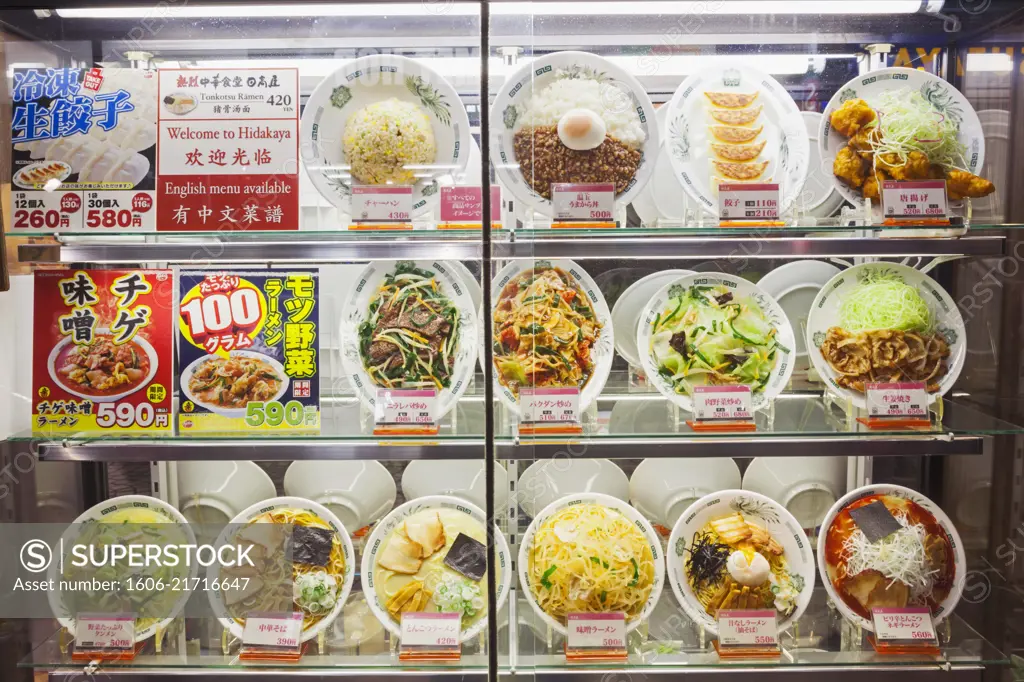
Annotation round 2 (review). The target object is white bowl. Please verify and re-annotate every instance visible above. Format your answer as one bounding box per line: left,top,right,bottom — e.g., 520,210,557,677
401,460,508,514
176,461,277,530
48,495,198,644
742,456,847,534
360,495,511,643
517,458,628,519
285,461,396,531
518,492,665,636
629,457,741,528
208,496,356,644
47,327,158,403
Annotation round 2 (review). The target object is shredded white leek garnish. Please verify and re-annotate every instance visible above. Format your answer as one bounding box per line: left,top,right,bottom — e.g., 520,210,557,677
842,511,939,599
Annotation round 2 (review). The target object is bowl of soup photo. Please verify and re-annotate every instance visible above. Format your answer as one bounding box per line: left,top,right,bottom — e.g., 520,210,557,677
47,329,157,402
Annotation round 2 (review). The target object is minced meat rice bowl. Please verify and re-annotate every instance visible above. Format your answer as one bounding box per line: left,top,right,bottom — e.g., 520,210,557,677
343,98,437,185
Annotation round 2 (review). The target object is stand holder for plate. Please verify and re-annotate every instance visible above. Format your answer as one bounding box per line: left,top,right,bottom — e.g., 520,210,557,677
821,389,943,432
225,627,327,661
671,397,775,433
61,620,170,662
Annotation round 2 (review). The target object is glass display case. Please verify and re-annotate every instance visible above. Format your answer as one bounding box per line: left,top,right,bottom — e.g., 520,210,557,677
2,0,1024,681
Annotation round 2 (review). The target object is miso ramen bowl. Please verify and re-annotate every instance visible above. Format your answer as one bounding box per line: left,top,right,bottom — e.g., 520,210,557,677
47,328,158,403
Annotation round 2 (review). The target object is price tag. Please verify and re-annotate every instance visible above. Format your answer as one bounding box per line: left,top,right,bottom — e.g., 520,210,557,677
352,186,412,222
718,183,779,221
374,388,438,435
440,185,501,227
865,382,928,419
11,191,81,230
241,611,304,652
75,613,135,651
566,612,627,651
399,612,461,661
520,387,579,426
717,609,779,648
552,183,614,222
872,607,937,644
693,385,753,421
882,180,948,219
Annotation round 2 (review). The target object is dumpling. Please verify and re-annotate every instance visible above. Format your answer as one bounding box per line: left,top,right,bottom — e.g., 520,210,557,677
709,106,763,126
79,148,150,187
705,91,759,109
712,159,770,181
711,141,766,162
710,125,763,144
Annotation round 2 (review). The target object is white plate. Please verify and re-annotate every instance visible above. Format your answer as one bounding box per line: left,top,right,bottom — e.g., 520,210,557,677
208,496,356,643
819,68,985,210
800,111,845,218
804,262,966,409
652,105,688,221
13,160,72,189
360,495,511,643
490,51,658,217
179,350,289,418
490,259,613,415
974,109,1008,222
285,461,396,530
48,495,198,644
611,269,694,367
756,260,841,362
402,460,508,513
177,461,276,527
340,260,478,421
47,328,158,403
300,54,471,217
742,457,847,534
519,492,664,636
517,458,628,519
665,62,809,216
637,272,796,412
817,484,966,631
448,261,482,313
629,457,741,528
667,490,816,635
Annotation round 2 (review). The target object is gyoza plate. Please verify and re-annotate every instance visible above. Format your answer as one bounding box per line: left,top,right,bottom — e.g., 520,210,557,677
819,67,985,210
490,51,658,217
340,260,478,421
667,490,815,635
636,273,796,413
490,259,614,415
664,62,809,216
301,54,471,217
804,262,966,409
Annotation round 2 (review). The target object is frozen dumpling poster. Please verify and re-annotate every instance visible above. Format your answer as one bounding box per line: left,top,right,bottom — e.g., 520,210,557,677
10,67,157,231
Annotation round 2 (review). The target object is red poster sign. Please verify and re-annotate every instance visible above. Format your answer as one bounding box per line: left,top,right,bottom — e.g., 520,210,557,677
156,69,299,231
33,269,174,434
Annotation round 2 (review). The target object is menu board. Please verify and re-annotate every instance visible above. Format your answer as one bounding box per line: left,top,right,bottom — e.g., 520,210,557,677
157,69,299,231
11,67,157,232
177,270,320,433
33,269,173,434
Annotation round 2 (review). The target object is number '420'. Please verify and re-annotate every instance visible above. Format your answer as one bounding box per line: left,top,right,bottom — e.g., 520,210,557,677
245,400,306,427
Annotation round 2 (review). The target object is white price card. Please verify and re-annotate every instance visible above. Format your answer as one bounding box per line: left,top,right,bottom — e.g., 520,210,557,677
567,612,626,650
552,183,614,222
865,382,928,419
717,609,779,648
400,612,461,648
242,611,303,650
375,388,437,426
693,385,753,421
352,186,412,222
882,180,948,219
872,607,937,643
719,183,779,221
520,387,580,424
75,614,135,650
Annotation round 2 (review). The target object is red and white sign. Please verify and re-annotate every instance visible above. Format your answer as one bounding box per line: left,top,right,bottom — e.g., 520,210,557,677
242,612,304,650
440,186,501,224
400,612,460,648
520,387,580,425
719,183,780,221
693,385,753,421
872,607,937,642
353,186,412,222
76,614,135,650
717,609,778,648
156,69,299,231
566,612,626,650
882,180,948,219
375,388,437,426
865,382,928,419
552,183,614,222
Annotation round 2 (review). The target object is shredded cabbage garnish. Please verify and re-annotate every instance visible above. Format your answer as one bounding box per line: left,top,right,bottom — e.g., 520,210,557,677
838,272,932,333
842,511,939,601
866,88,968,172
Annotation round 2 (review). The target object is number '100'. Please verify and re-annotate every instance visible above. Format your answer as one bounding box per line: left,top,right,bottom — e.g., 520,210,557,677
181,288,261,336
